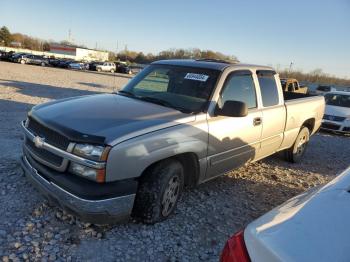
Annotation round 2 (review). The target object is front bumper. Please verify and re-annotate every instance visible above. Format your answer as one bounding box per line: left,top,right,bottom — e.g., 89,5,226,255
321,120,350,134
21,154,136,224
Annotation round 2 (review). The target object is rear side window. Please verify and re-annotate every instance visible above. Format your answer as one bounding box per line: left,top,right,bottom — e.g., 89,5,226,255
293,82,299,90
220,71,257,109
287,83,293,92
257,71,279,107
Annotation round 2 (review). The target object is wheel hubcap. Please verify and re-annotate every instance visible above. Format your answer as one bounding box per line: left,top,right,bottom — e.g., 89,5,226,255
161,175,180,217
296,134,307,155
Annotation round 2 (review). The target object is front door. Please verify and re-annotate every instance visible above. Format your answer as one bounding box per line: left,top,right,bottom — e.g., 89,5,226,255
206,70,262,179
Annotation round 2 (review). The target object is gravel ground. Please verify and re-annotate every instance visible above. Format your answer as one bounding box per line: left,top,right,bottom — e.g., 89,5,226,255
0,61,349,261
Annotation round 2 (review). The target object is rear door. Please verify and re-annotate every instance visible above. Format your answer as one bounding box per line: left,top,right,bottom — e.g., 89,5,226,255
254,70,286,160
206,70,263,178
33,55,41,64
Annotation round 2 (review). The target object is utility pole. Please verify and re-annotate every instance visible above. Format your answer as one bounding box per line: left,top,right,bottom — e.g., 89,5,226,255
116,41,119,61
289,62,294,72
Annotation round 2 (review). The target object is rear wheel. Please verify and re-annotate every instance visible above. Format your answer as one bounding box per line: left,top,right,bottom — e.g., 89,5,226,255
97,68,102,72
41,62,45,67
20,59,26,64
133,159,184,224
284,126,310,163
110,69,115,73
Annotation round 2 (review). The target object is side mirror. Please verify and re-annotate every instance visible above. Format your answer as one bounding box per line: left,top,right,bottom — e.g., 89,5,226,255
215,100,248,117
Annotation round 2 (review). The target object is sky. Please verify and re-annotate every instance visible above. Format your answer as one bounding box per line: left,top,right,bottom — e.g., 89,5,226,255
1,0,349,78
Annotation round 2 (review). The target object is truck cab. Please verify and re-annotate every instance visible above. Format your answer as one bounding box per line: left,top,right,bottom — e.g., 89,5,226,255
280,78,308,94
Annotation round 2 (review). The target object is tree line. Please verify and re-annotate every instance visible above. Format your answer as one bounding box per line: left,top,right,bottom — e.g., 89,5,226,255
0,26,238,64
114,48,239,64
280,68,350,87
0,26,87,51
1,25,348,85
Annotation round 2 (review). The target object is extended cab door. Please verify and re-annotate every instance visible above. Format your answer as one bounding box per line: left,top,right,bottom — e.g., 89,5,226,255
206,70,263,178
254,70,286,160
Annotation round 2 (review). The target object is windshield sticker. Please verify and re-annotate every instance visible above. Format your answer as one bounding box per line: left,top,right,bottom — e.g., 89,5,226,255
184,73,209,82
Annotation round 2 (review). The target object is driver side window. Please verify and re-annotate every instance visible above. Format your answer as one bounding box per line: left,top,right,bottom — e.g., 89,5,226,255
220,71,257,109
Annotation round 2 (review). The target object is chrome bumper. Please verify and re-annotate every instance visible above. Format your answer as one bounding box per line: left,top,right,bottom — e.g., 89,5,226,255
21,155,135,224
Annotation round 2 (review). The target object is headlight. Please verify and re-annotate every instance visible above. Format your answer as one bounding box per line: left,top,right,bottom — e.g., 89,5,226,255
69,162,105,182
73,144,110,161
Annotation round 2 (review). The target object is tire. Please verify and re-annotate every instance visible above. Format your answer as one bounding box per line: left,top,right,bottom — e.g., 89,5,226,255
97,68,102,72
41,62,45,67
133,159,184,224
20,59,26,64
110,69,115,73
284,126,310,163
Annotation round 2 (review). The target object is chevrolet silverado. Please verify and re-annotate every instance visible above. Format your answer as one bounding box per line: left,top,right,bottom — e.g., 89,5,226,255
21,59,325,224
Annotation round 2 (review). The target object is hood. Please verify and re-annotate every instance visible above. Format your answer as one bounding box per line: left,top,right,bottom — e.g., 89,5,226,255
325,104,350,118
30,94,194,145
245,166,350,262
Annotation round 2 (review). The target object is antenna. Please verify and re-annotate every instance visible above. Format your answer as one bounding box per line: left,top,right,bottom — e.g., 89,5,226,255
67,28,75,44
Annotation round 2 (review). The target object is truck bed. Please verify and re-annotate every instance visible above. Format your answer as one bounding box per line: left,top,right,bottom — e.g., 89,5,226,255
283,91,317,100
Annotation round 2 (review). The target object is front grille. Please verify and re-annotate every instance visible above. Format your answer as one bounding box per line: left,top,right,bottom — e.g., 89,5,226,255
321,122,341,131
323,114,346,122
26,139,63,167
27,117,70,150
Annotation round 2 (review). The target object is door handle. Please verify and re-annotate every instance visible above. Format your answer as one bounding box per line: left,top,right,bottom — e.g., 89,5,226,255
253,117,262,126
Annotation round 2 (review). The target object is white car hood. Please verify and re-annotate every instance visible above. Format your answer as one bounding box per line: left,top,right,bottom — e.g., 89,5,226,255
245,166,350,262
325,105,350,118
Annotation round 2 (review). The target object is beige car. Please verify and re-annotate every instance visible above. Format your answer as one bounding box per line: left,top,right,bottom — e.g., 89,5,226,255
95,62,116,73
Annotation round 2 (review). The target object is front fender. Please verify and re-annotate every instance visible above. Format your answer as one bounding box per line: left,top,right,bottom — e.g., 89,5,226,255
105,123,208,182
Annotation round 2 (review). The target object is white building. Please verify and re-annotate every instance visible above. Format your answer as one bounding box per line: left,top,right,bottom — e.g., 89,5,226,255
49,44,109,61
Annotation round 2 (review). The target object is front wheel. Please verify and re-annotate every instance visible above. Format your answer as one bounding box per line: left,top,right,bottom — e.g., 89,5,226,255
133,159,184,224
284,126,310,163
20,59,26,64
110,69,115,73
41,62,46,67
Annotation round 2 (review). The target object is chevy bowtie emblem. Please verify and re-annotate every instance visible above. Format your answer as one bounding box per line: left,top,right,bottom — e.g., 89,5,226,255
33,136,45,148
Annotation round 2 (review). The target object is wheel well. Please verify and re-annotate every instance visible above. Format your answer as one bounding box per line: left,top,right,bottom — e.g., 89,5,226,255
140,153,200,188
302,118,315,133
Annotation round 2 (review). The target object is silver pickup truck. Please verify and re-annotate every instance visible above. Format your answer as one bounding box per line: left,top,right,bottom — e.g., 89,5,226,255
21,59,325,224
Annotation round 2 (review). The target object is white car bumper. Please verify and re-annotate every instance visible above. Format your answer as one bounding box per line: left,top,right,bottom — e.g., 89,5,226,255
321,120,350,133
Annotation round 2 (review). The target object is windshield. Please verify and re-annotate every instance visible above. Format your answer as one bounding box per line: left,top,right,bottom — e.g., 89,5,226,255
119,64,220,113
325,93,350,108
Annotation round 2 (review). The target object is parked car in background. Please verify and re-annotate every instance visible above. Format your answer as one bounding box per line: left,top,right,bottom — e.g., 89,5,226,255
117,64,132,74
68,62,87,70
17,54,49,66
20,59,325,224
0,51,15,61
221,166,350,262
95,62,116,72
9,53,29,62
321,91,350,134
280,78,308,94
48,58,62,67
312,85,336,95
88,61,104,71
57,60,75,68
129,65,145,74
